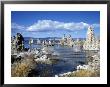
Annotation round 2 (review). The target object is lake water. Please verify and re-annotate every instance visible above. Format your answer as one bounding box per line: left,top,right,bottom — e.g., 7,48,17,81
24,40,89,77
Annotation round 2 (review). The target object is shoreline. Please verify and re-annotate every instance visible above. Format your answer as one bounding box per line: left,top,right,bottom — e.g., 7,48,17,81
11,45,100,77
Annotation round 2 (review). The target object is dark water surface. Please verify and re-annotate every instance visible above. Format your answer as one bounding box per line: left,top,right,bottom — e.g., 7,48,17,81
24,40,95,77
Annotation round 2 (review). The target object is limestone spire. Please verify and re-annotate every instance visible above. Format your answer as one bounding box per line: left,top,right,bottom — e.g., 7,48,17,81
83,26,99,50
86,26,95,44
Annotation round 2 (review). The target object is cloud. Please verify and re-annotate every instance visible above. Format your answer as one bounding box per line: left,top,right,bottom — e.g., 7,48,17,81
26,20,99,32
12,20,100,33
11,23,25,30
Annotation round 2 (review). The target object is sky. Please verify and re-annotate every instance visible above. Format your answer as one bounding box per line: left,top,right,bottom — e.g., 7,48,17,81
11,11,100,38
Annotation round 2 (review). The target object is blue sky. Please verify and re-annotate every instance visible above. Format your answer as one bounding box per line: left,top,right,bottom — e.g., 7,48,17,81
11,11,100,38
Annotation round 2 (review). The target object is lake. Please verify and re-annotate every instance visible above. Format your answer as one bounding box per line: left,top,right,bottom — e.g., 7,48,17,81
24,39,92,77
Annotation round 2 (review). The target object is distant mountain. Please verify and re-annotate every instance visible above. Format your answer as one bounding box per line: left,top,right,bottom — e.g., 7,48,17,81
73,38,86,40
24,37,61,40
24,37,86,40
24,37,34,40
45,37,61,39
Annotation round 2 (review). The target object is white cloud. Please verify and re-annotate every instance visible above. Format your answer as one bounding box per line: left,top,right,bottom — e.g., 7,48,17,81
26,20,99,32
12,20,100,32
12,23,25,30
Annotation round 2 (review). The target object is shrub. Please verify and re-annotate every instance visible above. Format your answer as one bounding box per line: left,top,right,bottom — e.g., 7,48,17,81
11,56,36,77
63,69,100,77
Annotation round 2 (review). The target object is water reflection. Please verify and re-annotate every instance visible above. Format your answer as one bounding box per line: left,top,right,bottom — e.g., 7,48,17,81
32,45,87,77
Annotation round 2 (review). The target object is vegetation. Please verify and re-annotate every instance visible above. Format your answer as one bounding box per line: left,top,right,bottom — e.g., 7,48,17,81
11,55,36,77
62,69,100,77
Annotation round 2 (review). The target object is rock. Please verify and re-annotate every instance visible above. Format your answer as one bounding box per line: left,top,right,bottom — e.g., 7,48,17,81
77,65,90,70
52,51,59,56
55,75,58,77
16,52,26,58
41,55,48,59
83,26,99,50
42,47,54,54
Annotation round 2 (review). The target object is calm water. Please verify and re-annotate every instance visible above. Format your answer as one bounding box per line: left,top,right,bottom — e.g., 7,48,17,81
24,40,87,77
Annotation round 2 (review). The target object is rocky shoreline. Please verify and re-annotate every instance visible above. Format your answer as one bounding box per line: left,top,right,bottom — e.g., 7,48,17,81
11,46,60,77
11,47,100,77
55,51,100,77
